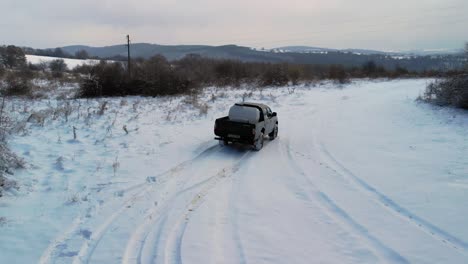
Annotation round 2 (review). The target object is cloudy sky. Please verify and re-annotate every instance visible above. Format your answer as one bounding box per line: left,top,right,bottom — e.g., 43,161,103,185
1,0,467,51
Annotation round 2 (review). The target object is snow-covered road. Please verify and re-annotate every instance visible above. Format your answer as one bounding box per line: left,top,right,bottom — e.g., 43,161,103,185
1,79,467,263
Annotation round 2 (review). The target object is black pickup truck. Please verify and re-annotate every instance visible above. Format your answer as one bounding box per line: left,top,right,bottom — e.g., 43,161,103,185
214,102,278,151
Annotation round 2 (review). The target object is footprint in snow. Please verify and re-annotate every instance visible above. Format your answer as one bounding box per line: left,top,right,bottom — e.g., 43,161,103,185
114,190,125,197
58,251,78,257
79,229,92,239
146,176,157,183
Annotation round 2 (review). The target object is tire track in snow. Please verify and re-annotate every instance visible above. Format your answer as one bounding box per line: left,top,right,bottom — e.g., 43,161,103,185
228,166,248,264
72,187,152,264
40,144,220,264
282,140,410,264
315,138,468,254
122,149,252,264
314,103,468,254
162,151,252,264
73,145,223,264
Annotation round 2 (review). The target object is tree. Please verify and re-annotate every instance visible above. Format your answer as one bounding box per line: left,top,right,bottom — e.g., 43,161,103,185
3,73,32,96
0,45,26,68
287,65,302,85
328,65,348,84
362,60,377,76
75,50,89,60
53,48,66,58
394,65,409,76
465,42,468,72
261,64,289,86
38,61,49,72
49,59,68,77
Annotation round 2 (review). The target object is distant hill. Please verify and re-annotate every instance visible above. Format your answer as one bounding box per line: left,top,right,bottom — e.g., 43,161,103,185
272,46,390,55
61,44,289,62
56,43,466,72
274,46,464,56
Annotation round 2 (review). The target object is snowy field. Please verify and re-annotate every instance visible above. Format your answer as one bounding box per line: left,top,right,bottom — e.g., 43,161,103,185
26,55,101,69
0,79,467,263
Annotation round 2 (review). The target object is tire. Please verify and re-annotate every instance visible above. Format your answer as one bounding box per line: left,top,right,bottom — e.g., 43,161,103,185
253,132,264,151
269,124,278,140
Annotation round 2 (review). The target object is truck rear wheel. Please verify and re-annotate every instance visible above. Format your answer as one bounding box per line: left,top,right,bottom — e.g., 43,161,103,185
253,133,264,151
269,124,278,140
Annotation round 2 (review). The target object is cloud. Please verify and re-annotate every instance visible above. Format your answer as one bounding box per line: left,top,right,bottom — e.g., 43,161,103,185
1,0,467,50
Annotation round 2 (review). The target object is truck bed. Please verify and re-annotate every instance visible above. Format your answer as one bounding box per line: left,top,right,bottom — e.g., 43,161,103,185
214,116,256,144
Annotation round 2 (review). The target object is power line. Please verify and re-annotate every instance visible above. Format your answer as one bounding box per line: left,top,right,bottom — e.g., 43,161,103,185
126,35,131,77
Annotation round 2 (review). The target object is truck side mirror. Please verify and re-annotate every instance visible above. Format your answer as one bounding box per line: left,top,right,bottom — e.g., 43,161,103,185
272,112,277,117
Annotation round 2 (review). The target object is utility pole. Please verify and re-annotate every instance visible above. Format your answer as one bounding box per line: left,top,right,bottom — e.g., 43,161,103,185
126,34,131,77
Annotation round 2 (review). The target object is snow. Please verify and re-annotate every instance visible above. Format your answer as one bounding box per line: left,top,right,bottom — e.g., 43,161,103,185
26,55,101,69
0,79,467,263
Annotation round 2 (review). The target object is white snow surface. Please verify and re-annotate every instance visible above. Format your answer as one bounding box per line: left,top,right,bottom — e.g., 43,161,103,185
0,79,467,263
26,55,101,69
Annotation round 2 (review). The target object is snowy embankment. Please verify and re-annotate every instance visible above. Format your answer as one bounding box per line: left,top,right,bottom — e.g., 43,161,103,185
26,55,100,69
0,79,467,263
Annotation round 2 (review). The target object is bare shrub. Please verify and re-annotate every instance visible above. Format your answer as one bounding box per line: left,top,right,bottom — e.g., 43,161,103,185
49,59,68,78
63,102,72,122
262,64,289,86
422,75,468,109
112,156,120,177
0,142,23,197
0,175,19,194
27,112,46,126
72,126,77,140
210,93,217,102
0,143,25,170
182,94,209,116
55,156,64,171
98,101,108,115
165,110,173,121
50,102,73,122
328,65,350,84
3,73,33,97
241,91,253,102
198,103,209,116
132,100,140,112
66,193,80,205
0,96,7,140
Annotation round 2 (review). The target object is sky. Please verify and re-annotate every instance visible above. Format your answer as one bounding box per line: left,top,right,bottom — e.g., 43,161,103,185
1,0,467,51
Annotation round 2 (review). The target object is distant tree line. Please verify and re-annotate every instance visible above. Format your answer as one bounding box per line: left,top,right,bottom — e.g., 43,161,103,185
76,53,461,98
22,47,95,60
21,44,467,72
2,43,466,101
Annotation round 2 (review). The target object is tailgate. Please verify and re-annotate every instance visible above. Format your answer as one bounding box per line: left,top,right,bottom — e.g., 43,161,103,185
215,118,255,140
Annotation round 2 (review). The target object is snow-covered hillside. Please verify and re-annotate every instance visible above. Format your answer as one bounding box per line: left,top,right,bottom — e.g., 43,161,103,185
26,55,100,69
0,79,467,263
